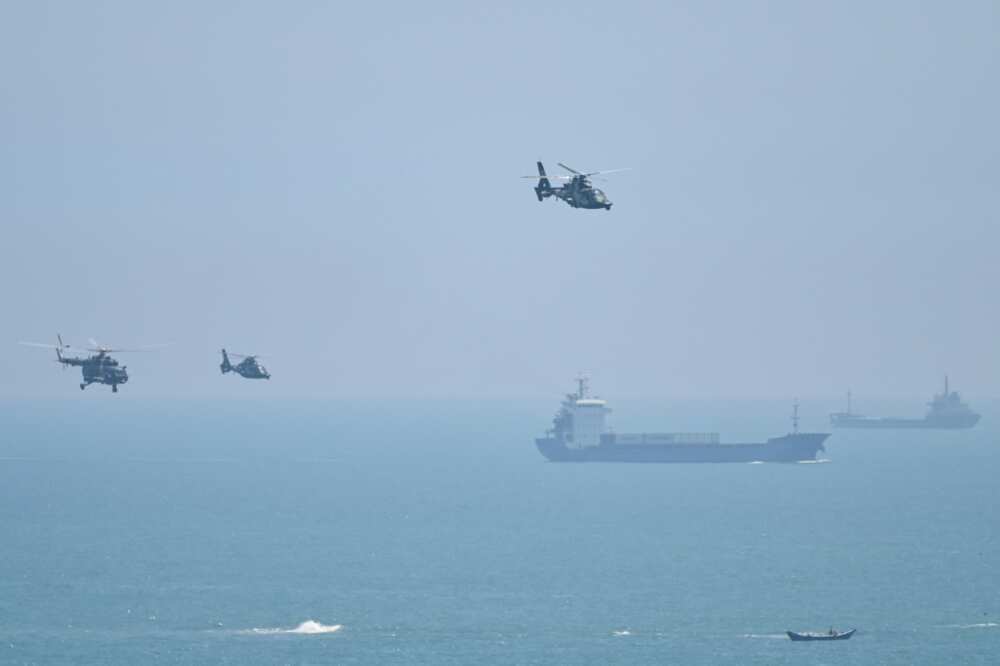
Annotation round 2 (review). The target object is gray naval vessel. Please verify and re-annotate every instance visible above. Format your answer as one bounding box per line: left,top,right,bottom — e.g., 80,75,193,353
830,377,980,429
535,379,829,463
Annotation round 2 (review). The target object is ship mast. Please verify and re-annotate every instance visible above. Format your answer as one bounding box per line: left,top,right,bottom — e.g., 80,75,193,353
576,374,589,399
792,399,800,434
847,389,852,414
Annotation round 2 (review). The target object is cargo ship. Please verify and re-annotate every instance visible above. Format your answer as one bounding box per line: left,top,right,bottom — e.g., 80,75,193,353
829,377,980,429
535,379,829,463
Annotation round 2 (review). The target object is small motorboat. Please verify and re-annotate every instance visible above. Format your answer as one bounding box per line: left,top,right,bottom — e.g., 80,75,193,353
787,628,855,641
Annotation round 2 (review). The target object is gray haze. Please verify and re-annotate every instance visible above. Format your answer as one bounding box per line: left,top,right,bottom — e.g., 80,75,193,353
2,1,998,400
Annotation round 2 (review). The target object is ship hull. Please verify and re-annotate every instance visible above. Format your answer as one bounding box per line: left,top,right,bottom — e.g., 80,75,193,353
535,433,828,463
787,629,855,641
831,415,980,429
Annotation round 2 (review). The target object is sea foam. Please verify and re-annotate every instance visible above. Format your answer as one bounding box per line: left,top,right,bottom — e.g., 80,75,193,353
742,633,786,639
247,620,343,635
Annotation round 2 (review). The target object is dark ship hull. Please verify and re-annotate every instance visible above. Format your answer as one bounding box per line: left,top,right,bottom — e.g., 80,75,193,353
535,433,828,463
787,629,855,641
830,414,980,429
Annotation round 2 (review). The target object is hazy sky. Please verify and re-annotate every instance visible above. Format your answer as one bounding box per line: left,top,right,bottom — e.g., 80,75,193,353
2,1,998,400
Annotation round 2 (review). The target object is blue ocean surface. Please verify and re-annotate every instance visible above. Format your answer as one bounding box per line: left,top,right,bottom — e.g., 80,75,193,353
1,398,998,664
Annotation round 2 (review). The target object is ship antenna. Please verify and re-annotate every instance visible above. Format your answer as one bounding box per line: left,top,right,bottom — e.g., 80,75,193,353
792,399,800,434
576,374,589,399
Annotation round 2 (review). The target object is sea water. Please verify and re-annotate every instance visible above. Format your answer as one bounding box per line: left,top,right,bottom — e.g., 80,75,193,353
1,398,998,664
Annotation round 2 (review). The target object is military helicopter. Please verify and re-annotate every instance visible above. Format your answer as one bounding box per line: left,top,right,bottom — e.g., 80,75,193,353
19,335,163,392
523,162,629,210
220,349,270,380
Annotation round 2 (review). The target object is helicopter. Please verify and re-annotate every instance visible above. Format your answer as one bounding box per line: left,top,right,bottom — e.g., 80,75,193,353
220,349,270,380
19,335,162,392
523,162,629,210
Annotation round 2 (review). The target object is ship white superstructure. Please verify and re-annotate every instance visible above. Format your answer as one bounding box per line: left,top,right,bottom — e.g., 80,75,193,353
570,398,609,448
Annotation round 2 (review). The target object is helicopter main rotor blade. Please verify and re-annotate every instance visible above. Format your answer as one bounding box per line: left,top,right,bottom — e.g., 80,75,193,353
520,174,572,180
583,168,631,177
557,162,583,175
19,341,69,349
84,343,171,353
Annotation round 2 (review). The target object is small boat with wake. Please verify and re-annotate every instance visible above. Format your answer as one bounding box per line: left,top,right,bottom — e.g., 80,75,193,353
787,628,855,641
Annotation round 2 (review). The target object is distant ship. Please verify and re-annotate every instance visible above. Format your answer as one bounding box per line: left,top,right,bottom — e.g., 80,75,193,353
787,628,855,641
535,379,829,463
829,377,981,429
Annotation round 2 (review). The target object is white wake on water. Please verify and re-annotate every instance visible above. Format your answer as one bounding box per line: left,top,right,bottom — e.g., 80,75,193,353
746,459,831,465
246,620,343,635
743,633,786,639
612,629,632,636
948,622,998,629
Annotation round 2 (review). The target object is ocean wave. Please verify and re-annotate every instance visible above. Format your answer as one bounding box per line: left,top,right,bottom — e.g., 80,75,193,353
947,622,998,629
612,629,632,637
245,620,343,635
798,458,832,464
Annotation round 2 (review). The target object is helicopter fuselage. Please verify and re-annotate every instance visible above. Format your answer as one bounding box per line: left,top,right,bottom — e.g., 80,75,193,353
61,352,129,392
553,178,612,209
233,358,269,379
